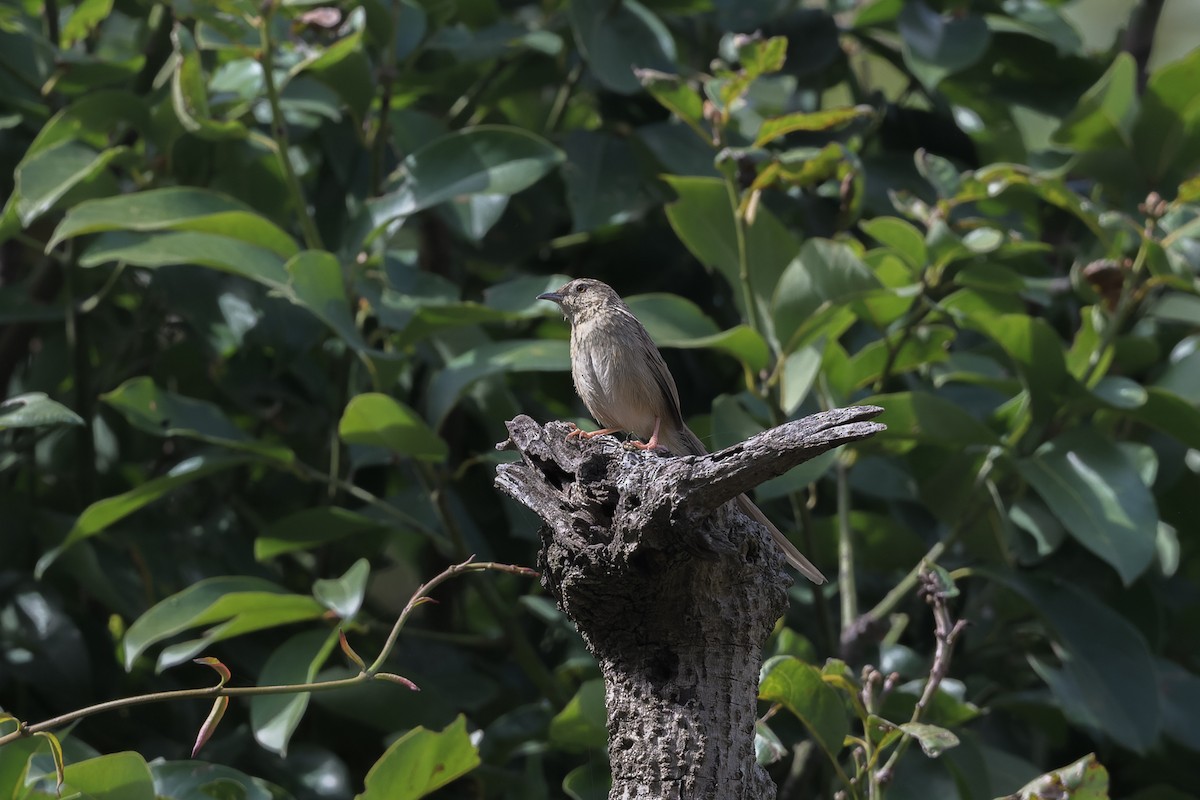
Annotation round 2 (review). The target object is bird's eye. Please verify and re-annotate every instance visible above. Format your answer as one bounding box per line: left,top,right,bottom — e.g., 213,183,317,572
574,283,587,293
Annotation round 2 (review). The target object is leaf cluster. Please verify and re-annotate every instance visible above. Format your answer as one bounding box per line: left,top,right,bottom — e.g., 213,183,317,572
1,0,1199,798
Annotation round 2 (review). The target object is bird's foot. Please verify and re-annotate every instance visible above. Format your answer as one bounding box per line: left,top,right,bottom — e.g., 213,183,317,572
624,439,671,454
566,425,622,441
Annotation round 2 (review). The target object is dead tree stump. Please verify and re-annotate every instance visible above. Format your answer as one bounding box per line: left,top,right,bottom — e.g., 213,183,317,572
495,407,885,800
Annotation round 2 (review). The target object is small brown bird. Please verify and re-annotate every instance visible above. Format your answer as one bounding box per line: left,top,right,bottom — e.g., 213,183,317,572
538,277,827,584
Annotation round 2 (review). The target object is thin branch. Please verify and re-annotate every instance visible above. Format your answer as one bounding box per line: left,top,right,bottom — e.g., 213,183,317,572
0,558,536,749
1122,0,1166,92
258,3,324,250
837,458,858,636
875,571,967,786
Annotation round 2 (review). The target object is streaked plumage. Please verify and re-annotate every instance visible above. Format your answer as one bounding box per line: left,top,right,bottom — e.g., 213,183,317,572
537,278,827,584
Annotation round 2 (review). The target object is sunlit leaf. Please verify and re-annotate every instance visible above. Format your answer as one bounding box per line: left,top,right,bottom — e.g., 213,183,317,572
999,753,1108,800
339,393,448,461
123,577,325,671
313,559,370,619
60,751,153,800
549,679,607,752
426,340,571,428
355,715,480,800
1017,428,1158,585
627,293,770,372
568,0,676,94
49,187,299,258
0,392,84,429
369,126,564,229
759,656,849,765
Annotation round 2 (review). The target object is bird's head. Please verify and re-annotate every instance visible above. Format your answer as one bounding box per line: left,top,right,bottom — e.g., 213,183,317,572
537,278,622,323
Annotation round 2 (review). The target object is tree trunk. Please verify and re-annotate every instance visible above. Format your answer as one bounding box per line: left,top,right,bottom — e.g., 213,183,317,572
495,407,883,800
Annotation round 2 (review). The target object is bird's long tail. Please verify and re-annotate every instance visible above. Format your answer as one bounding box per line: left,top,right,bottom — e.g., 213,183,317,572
676,425,827,584
736,495,828,585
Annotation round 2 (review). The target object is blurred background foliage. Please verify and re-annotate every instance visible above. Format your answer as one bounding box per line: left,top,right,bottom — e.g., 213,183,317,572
1,0,1199,797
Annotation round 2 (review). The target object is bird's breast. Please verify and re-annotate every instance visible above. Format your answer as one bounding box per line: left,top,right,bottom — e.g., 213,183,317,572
571,318,662,441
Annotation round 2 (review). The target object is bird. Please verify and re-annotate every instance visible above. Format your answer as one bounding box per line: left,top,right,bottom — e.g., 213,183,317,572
537,277,827,584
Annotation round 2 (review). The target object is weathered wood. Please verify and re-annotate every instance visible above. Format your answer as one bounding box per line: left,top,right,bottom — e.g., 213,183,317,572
495,407,884,800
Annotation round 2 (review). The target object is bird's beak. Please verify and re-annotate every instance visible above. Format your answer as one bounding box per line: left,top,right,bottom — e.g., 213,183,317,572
537,291,564,304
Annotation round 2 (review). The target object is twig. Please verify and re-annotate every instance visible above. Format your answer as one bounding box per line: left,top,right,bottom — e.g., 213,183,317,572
874,570,967,786
258,1,324,250
0,558,536,748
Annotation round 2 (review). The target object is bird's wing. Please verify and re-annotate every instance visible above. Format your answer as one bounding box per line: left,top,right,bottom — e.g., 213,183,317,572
625,306,687,434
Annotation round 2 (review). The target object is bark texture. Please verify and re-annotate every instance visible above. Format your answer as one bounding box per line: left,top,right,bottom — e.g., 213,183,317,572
495,406,884,800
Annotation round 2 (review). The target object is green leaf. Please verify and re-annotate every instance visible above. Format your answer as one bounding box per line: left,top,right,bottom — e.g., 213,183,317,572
1091,376,1147,409
355,715,480,800
35,453,251,578
737,35,788,78
1122,386,1200,450
968,314,1071,423
759,656,849,765
426,340,571,428
485,273,572,317
842,327,955,391
1134,48,1200,183
369,126,564,229
753,106,873,148
562,761,611,800
101,376,294,462
250,629,340,756
62,0,114,46
780,346,823,415
151,760,274,800
0,392,84,429
313,558,371,619
627,293,770,372
755,720,787,765
48,187,299,258
1001,753,1109,800
994,574,1159,753
861,217,927,271
562,131,659,233
80,230,290,288
61,752,154,800
170,24,247,140
293,26,373,119
915,149,961,199
636,69,705,138
549,679,607,752
899,722,959,758
1157,659,1200,751
339,393,448,461
772,239,883,353
663,175,799,329
1017,428,1158,585
15,139,125,226
1053,53,1138,151
255,507,389,560
860,391,1000,449
283,251,368,350
898,2,990,88
123,576,326,672
568,0,676,94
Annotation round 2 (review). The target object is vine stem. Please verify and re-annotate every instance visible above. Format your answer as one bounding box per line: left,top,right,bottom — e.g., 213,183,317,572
723,175,763,339
0,558,536,749
836,457,858,637
258,2,324,251
873,572,967,789
849,448,998,635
